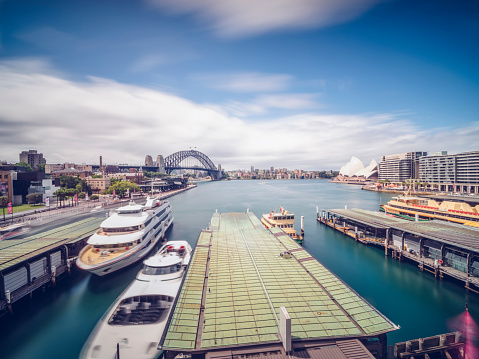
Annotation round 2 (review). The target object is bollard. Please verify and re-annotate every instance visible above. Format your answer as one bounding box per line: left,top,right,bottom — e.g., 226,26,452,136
301,216,304,237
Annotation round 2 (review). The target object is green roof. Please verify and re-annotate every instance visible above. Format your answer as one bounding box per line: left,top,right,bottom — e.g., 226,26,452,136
0,217,102,271
163,212,397,351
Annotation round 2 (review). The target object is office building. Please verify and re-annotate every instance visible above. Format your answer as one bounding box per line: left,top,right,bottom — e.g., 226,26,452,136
378,152,427,182
19,150,46,170
419,151,479,193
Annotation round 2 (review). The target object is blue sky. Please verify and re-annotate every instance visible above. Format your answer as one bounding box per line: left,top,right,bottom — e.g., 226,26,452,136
1,0,478,170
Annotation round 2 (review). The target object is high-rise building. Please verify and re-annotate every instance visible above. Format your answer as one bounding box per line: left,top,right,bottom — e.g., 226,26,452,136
19,150,46,170
419,151,479,193
145,155,153,166
251,166,254,174
378,152,427,182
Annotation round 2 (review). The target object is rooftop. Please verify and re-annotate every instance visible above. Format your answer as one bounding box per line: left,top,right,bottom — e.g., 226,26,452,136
325,209,479,253
0,218,103,271
162,212,397,352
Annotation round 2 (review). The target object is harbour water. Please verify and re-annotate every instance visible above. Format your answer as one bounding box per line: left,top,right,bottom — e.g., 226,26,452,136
1,180,478,358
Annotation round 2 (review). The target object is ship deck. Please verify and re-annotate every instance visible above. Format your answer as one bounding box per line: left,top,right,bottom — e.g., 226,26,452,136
162,212,397,356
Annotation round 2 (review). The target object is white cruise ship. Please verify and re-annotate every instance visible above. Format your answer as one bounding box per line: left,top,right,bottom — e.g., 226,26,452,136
76,196,174,276
79,240,192,359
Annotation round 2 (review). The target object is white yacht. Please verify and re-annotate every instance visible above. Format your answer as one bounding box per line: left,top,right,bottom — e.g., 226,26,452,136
80,240,192,359
76,196,174,276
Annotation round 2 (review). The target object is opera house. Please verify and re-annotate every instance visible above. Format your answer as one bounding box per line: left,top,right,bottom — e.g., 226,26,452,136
332,157,378,184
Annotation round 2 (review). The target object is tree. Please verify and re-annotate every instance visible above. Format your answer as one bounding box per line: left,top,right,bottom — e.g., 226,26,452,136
92,174,101,178
37,163,46,173
54,188,67,207
26,193,43,205
105,181,140,197
16,162,33,172
60,175,81,189
78,192,86,199
0,196,7,221
90,194,99,200
80,179,92,195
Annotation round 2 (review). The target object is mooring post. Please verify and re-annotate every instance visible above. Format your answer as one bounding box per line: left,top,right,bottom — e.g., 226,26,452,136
301,216,304,237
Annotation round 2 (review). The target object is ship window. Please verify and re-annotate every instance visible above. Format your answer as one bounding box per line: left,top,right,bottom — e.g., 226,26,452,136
103,226,140,233
142,263,181,275
108,295,173,325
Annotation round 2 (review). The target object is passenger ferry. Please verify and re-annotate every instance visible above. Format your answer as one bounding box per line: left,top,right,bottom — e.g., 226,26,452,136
80,241,192,359
0,222,29,240
381,193,479,227
76,196,174,276
261,207,303,244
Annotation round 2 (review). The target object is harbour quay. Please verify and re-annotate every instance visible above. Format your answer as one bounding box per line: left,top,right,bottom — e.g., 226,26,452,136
0,217,103,315
161,211,398,359
317,208,479,293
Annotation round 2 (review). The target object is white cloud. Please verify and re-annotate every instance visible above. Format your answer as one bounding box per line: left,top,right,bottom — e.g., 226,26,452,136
197,72,293,93
225,93,323,117
1,58,478,170
147,0,382,38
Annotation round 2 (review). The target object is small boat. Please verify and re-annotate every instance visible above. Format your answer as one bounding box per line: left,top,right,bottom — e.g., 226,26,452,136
261,207,303,244
76,196,174,276
79,241,192,359
0,223,30,240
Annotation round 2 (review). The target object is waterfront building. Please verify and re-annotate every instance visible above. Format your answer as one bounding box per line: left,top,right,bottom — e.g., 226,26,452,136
145,155,154,166
50,167,91,179
19,150,46,170
45,163,93,174
85,176,111,194
378,151,427,182
27,178,61,203
419,150,479,193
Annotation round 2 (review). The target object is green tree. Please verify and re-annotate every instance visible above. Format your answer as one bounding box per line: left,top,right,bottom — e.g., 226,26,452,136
54,188,67,207
105,181,140,197
92,174,101,178
90,194,99,200
80,179,92,195
37,163,46,173
60,175,81,189
0,196,7,222
78,192,86,199
16,162,33,172
26,193,43,205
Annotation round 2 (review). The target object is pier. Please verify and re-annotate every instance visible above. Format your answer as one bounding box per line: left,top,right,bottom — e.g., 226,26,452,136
317,208,479,293
0,217,103,315
162,211,398,359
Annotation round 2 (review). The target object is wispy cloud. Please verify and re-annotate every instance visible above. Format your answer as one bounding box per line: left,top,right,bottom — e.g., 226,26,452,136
1,58,478,170
225,93,323,117
131,54,168,72
196,72,293,93
146,0,382,38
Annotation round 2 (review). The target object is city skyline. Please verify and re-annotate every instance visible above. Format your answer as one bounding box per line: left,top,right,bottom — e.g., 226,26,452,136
1,0,478,170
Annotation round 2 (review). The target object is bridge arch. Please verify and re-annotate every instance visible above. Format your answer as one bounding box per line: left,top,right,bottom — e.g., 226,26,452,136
164,150,220,179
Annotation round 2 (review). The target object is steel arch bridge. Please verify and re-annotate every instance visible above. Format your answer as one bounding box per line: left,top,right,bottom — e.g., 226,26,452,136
164,150,220,179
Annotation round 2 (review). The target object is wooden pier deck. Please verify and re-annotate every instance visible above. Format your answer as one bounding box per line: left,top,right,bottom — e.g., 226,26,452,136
0,217,103,314
162,212,397,359
318,208,479,293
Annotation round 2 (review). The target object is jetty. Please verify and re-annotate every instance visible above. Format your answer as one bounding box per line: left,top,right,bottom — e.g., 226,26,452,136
0,217,103,315
317,208,479,293
161,211,398,359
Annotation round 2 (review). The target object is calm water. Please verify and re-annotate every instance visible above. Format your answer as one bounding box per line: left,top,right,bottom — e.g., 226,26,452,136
1,180,478,358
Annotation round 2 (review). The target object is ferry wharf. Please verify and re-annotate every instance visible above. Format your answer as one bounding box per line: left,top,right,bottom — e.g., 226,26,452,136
317,208,479,293
161,211,398,359
0,217,103,316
